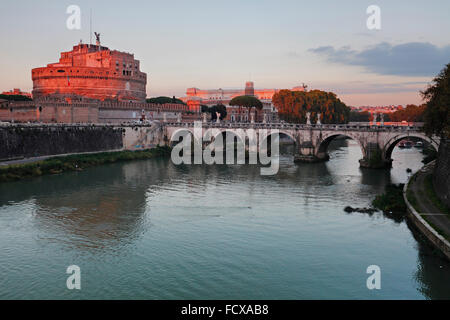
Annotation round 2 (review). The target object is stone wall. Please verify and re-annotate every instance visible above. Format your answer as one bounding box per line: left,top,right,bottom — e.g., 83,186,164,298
0,101,189,124
0,125,124,161
433,138,450,207
98,108,179,123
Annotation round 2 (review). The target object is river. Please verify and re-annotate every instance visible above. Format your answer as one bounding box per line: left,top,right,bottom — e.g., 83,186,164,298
0,139,449,299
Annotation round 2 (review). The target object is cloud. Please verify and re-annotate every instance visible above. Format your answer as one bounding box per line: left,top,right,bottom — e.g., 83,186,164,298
309,42,450,76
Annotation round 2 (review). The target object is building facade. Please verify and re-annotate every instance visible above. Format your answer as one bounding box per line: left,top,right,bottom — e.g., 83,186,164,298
182,81,307,122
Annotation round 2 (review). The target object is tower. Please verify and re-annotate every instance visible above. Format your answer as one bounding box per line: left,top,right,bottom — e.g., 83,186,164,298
245,81,254,96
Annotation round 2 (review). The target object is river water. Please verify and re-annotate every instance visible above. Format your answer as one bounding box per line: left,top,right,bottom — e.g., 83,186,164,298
0,139,449,299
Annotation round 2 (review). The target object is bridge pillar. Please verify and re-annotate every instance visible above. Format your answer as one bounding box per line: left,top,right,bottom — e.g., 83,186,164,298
294,141,325,163
359,142,391,169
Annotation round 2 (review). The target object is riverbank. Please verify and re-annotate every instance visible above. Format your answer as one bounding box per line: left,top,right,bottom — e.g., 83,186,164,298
0,146,172,183
404,161,450,260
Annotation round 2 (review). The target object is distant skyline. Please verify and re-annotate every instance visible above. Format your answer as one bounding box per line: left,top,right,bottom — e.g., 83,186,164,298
1,0,449,106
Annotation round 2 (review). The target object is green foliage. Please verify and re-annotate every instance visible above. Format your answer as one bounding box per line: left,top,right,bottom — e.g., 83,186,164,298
272,89,350,124
0,146,172,183
146,96,186,105
213,104,227,120
0,94,32,101
424,174,450,215
388,104,426,122
422,62,450,137
406,185,418,210
229,95,263,110
200,105,210,113
422,145,437,164
349,111,371,122
201,104,227,120
372,184,406,213
229,95,263,121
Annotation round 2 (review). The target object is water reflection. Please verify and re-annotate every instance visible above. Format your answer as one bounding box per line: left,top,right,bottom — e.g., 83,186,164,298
0,161,171,251
0,139,448,299
409,221,450,300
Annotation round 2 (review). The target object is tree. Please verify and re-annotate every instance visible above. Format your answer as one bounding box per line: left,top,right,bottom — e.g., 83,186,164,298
0,94,32,101
200,104,210,113
214,104,227,120
272,89,350,124
422,63,450,137
349,111,371,122
146,96,186,105
388,104,426,122
229,95,263,121
200,104,227,121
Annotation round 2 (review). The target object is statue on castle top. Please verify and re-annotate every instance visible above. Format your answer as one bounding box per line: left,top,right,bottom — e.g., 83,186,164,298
94,32,101,46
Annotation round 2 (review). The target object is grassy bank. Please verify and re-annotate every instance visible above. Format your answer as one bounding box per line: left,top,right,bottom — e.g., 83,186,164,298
424,174,450,215
0,146,172,183
406,173,450,242
372,184,406,213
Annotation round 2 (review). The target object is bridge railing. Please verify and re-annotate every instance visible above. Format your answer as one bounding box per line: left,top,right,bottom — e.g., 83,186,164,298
0,121,424,132
162,121,424,132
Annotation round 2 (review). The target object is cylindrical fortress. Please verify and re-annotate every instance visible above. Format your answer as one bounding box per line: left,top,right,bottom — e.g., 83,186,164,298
32,43,147,103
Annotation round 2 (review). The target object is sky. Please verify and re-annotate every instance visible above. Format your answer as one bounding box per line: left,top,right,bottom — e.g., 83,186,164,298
0,0,449,106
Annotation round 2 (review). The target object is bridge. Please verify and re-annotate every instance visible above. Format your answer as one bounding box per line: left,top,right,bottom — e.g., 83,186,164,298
1,121,438,169
155,121,439,169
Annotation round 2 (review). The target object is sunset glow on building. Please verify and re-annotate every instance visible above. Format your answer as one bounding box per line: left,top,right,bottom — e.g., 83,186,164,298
31,40,147,103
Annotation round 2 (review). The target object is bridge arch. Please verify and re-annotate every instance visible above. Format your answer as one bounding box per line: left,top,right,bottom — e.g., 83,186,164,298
317,132,366,160
383,133,439,161
259,130,297,146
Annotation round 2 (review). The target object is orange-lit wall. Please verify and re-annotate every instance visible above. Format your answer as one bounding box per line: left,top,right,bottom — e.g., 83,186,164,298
32,44,147,103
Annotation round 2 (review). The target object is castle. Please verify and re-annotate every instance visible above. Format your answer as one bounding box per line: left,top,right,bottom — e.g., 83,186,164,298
32,36,147,103
1,38,191,124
